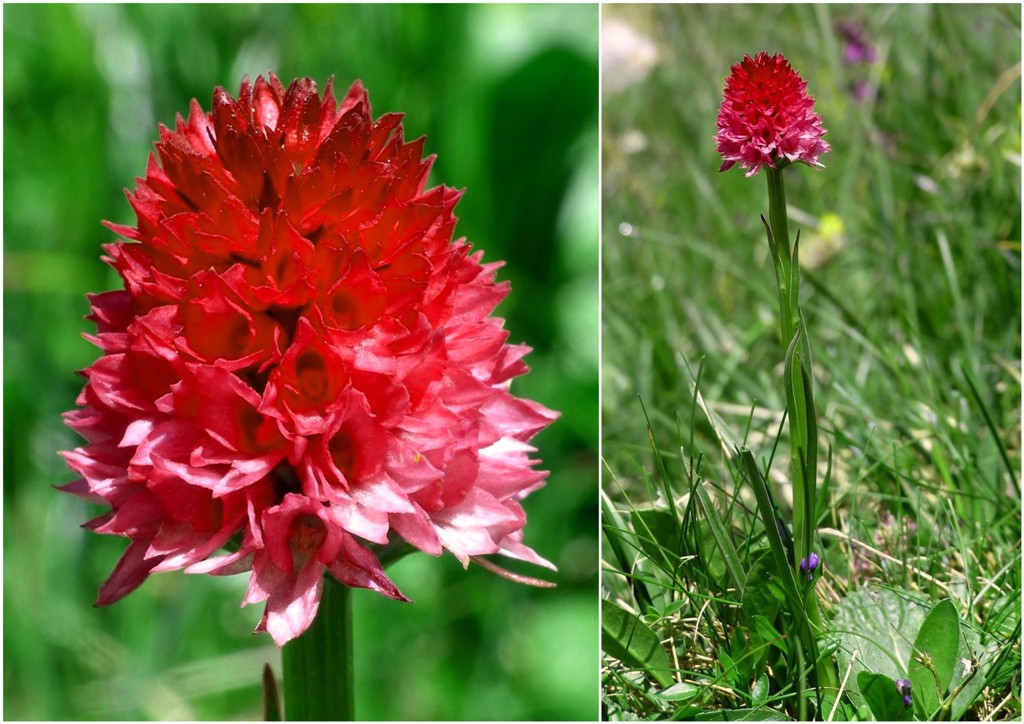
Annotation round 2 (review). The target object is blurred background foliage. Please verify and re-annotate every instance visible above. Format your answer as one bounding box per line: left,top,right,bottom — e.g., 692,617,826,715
4,4,598,720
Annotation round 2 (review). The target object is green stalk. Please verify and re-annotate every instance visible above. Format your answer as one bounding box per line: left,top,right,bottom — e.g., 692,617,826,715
765,167,795,346
282,575,354,720
763,165,838,695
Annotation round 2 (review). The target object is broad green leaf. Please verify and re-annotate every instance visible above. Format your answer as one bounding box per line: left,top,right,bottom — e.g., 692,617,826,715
858,671,913,721
630,507,682,571
909,599,959,718
946,620,990,720
751,615,787,654
833,587,991,719
718,648,740,688
831,587,929,695
601,599,674,687
692,706,794,721
653,681,701,703
751,674,769,707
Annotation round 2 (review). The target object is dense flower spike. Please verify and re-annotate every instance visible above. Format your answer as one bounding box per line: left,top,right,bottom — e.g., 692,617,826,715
61,75,558,645
715,52,830,177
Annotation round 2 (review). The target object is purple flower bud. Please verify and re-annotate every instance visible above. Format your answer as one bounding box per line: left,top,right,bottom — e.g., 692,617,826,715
896,678,913,708
799,552,821,581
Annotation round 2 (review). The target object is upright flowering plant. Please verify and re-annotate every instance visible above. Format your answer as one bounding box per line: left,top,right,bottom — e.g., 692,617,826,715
61,74,557,718
716,52,838,706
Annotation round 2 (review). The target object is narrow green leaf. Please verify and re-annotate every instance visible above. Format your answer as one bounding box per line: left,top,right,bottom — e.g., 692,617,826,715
601,488,654,611
693,480,747,591
909,599,960,718
789,231,802,324
751,615,787,654
719,648,740,687
601,599,674,688
783,329,809,565
263,663,281,721
740,449,797,606
814,444,833,527
797,328,818,559
761,213,783,285
960,362,1020,496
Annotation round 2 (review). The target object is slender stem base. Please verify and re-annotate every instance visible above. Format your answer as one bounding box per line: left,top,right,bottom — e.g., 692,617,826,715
282,576,354,720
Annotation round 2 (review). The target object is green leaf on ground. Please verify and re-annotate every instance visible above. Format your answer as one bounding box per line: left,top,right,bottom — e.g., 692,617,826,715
832,587,928,693
858,671,913,721
832,586,991,719
601,599,674,687
692,706,794,720
653,681,701,703
751,674,769,707
909,599,959,718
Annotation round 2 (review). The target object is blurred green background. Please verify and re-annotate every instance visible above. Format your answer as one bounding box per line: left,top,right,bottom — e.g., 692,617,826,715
4,4,598,720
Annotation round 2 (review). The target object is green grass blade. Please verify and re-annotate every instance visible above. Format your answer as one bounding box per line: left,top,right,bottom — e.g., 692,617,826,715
693,479,747,591
601,487,655,612
959,362,1020,497
263,664,281,721
740,449,798,605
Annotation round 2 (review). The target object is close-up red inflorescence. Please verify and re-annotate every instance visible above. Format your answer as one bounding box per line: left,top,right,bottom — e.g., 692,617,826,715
60,74,558,646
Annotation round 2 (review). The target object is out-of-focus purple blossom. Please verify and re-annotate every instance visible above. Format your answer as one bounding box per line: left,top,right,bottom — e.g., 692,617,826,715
843,39,877,65
835,18,879,103
835,18,877,65
851,81,872,103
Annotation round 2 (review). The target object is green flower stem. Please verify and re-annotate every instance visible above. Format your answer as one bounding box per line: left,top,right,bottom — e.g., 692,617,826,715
764,165,838,694
282,575,354,720
765,166,795,345
765,166,804,559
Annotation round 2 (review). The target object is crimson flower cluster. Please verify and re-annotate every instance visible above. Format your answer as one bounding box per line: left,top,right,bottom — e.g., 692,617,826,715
61,75,557,645
716,51,831,176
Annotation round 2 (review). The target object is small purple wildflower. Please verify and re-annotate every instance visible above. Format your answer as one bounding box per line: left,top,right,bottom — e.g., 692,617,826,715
896,678,913,708
851,81,872,103
835,18,877,65
834,18,878,103
799,552,821,581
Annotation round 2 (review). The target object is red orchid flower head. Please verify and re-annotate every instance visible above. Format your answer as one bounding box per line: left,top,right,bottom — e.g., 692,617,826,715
60,74,558,646
716,52,831,177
